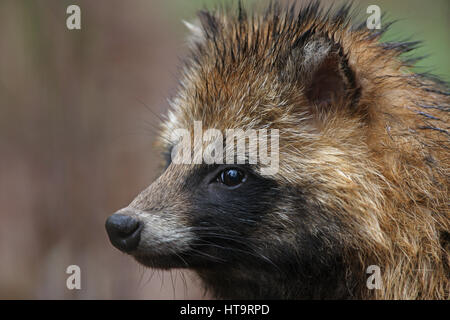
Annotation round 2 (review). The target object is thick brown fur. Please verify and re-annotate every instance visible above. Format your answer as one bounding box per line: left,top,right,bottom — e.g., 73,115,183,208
111,1,449,299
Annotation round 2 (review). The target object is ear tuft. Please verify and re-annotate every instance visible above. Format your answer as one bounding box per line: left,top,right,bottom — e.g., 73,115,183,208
285,37,360,109
183,20,202,36
183,19,205,45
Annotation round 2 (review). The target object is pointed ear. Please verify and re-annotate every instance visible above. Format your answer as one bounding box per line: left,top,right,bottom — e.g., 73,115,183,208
285,37,360,108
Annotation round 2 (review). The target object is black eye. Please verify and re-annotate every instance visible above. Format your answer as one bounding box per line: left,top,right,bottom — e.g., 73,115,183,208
218,168,246,187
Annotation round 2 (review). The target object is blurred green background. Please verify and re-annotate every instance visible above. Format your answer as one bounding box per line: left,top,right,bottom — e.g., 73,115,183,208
0,0,448,299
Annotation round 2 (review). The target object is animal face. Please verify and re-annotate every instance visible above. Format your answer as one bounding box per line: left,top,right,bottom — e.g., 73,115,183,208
105,25,364,299
106,22,359,265
105,3,450,299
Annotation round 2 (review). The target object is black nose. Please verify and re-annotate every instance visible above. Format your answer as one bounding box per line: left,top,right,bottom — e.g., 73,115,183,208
105,214,142,253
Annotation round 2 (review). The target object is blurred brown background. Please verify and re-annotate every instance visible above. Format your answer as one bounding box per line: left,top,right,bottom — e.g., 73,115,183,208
0,0,448,299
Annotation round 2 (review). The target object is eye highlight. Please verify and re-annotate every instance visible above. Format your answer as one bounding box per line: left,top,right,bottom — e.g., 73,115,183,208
217,168,246,187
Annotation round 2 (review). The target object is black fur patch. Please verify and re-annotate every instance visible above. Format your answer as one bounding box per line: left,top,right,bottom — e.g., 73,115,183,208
174,164,354,299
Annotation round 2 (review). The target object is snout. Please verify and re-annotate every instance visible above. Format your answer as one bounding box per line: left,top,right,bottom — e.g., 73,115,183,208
105,214,143,253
